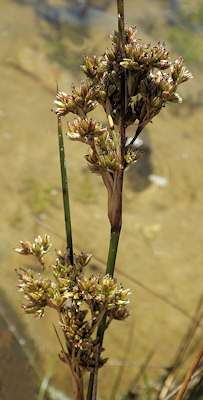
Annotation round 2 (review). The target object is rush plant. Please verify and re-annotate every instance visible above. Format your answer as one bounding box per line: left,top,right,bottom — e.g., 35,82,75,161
15,1,192,399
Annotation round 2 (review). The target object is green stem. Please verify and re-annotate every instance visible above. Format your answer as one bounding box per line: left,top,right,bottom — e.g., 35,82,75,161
86,374,94,400
97,230,121,342
57,116,74,265
87,1,125,397
86,230,120,400
106,230,121,276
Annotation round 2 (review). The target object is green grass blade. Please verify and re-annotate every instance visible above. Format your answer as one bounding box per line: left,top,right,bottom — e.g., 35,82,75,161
57,117,73,264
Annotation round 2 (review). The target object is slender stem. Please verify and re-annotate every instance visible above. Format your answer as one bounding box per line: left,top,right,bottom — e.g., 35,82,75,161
164,367,203,400
87,1,126,398
86,230,121,400
96,230,121,345
53,325,82,400
109,0,126,231
117,0,125,49
86,373,94,400
174,344,203,400
92,348,99,400
57,116,73,265
106,230,121,275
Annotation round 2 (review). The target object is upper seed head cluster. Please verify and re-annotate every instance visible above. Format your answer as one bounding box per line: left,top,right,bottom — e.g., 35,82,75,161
54,26,192,175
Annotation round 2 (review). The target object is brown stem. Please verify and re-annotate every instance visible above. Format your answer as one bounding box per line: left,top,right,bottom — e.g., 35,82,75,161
108,0,126,233
101,171,113,222
92,348,99,400
110,171,123,231
164,367,203,400
174,344,203,400
117,0,125,50
53,325,83,400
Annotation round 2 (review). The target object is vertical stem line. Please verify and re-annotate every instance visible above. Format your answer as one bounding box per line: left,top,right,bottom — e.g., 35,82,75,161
117,0,127,164
86,374,94,400
97,230,121,343
117,0,125,48
57,116,73,265
86,230,121,400
106,230,121,276
87,1,126,398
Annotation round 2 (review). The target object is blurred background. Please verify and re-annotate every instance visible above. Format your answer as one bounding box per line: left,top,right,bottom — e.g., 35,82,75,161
0,0,203,399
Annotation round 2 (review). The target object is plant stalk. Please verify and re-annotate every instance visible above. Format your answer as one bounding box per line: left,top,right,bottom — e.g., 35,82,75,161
96,230,121,344
175,344,203,400
86,230,121,400
106,230,121,275
86,1,126,398
57,116,74,265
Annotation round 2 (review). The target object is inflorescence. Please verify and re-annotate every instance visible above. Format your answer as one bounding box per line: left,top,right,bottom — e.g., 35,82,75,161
15,235,130,372
54,26,192,164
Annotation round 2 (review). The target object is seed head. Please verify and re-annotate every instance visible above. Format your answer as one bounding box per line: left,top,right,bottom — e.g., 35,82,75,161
67,117,108,145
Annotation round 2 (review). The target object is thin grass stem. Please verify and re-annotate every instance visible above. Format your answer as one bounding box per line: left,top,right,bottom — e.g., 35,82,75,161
57,116,73,265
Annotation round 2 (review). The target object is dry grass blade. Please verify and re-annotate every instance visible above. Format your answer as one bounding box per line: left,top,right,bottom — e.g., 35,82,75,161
174,344,203,400
158,294,203,400
164,366,203,400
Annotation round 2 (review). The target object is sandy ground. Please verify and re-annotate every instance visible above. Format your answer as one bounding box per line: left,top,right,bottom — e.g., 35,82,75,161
0,0,203,398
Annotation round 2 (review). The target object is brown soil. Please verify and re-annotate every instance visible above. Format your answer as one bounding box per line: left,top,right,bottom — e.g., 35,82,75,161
0,0,202,399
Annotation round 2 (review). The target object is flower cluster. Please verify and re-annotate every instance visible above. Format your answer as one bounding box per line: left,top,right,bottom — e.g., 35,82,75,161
15,236,130,372
85,131,120,174
67,117,108,145
53,26,192,177
53,26,192,229
121,39,170,72
81,27,192,128
15,235,52,268
54,81,98,118
16,268,57,317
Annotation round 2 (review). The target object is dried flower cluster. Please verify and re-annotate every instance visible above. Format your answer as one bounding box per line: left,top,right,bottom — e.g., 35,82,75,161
15,235,130,373
53,27,192,227
54,27,192,140
15,235,52,268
